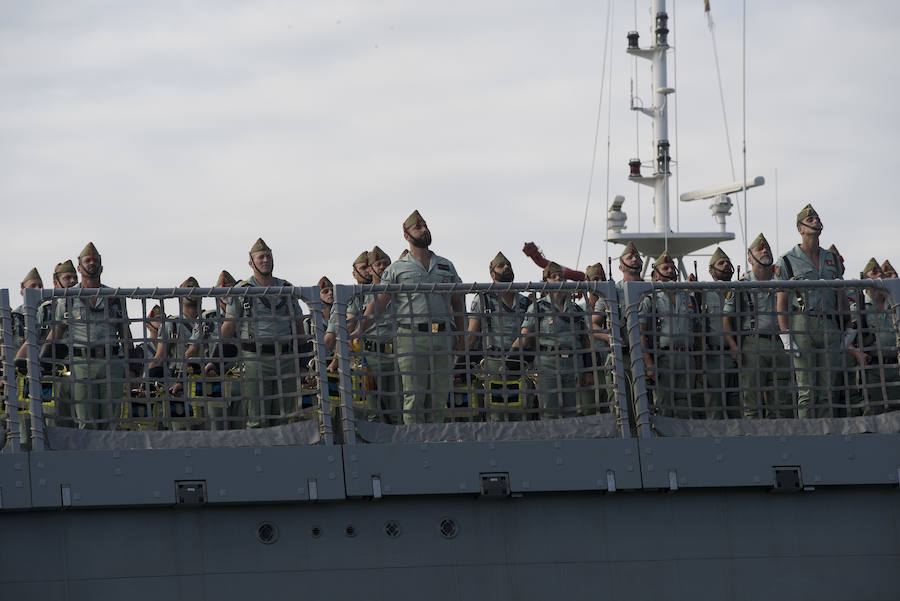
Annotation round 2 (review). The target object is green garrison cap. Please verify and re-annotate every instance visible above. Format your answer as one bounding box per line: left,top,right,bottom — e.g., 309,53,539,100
653,250,675,269
882,259,897,275
542,261,564,280
353,251,369,267
709,247,731,267
368,245,388,264
749,233,770,252
22,267,42,287
148,305,163,319
250,237,271,255
620,241,640,259
585,262,605,280
179,276,199,288
79,242,100,260
403,210,425,230
861,258,880,276
796,203,819,223
318,276,333,289
217,270,236,287
54,260,76,275
490,251,510,269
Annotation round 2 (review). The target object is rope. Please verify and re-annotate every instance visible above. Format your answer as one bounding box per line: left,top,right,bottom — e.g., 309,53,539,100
575,1,614,270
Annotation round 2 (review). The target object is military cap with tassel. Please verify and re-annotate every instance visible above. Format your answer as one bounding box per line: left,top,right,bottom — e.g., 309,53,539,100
796,203,819,223
749,233,770,252
249,237,271,255
54,260,76,276
318,276,333,289
584,262,606,280
403,210,425,230
368,245,389,264
490,251,510,270
880,259,896,277
542,261,564,280
353,251,370,267
620,241,640,259
179,276,199,288
653,250,675,269
21,267,42,287
79,242,100,260
709,247,731,268
217,270,236,287
861,258,881,278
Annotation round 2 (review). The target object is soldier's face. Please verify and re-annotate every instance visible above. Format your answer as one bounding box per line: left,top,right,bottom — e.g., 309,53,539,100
710,258,734,281
885,271,898,279
749,245,773,267
79,255,101,277
798,216,822,235
405,221,432,248
620,253,642,275
55,273,78,288
353,262,371,284
320,287,334,304
865,267,883,280
21,278,42,293
250,250,273,275
491,261,514,282
371,258,391,277
657,263,677,281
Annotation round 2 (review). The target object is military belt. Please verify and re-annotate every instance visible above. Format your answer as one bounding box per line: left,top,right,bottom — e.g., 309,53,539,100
73,345,110,359
241,342,292,355
363,340,394,354
398,322,446,333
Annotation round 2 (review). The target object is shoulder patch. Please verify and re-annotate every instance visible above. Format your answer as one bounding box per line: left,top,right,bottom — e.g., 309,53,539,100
773,266,780,277
437,263,451,271
825,259,835,267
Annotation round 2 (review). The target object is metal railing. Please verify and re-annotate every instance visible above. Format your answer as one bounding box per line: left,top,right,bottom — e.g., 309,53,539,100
1,279,898,451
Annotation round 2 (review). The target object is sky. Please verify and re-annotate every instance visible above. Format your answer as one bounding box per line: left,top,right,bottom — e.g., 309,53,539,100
1,0,897,298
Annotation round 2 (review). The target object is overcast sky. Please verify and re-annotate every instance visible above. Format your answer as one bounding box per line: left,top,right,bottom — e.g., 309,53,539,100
1,0,896,297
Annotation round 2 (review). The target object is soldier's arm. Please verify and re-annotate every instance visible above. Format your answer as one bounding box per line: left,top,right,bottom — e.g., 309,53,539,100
465,315,481,351
776,291,790,332
591,311,610,345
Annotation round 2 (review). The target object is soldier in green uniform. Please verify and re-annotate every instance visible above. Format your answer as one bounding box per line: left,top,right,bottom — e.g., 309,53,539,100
52,260,79,290
700,247,740,418
724,234,791,418
854,259,899,413
10,268,43,353
640,251,701,418
324,251,370,355
466,252,532,421
775,204,846,418
363,211,464,424
47,243,133,429
512,262,593,419
206,239,304,428
580,262,608,415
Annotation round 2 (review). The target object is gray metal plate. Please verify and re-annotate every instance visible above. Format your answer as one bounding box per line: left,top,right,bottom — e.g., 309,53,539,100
343,439,641,497
639,434,900,488
29,445,346,508
0,452,31,509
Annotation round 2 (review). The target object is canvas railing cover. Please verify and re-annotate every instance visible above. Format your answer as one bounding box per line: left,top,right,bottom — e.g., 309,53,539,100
1,279,897,451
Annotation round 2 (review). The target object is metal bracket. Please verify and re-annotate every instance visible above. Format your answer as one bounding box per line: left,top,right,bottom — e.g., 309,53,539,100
480,472,510,498
175,480,206,505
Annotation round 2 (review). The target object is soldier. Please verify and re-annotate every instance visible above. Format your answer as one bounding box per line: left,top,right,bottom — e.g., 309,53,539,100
881,260,898,279
11,268,43,353
775,204,846,418
305,277,333,336
466,252,532,421
724,234,791,418
593,243,644,412
855,258,899,413
345,246,400,422
640,250,701,418
47,243,133,429
581,262,608,415
363,211,464,424
512,262,593,419
700,247,740,418
205,238,304,428
324,251,370,354
52,260,79,290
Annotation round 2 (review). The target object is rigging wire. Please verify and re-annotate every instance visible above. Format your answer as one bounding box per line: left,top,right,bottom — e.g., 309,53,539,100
604,1,616,267
575,1,614,270
741,0,749,272
634,0,641,233
672,0,680,231
705,2,747,250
